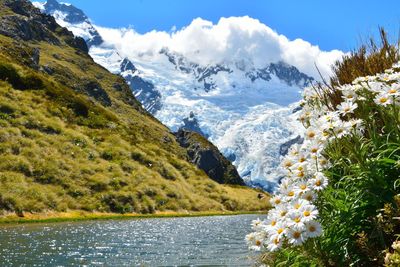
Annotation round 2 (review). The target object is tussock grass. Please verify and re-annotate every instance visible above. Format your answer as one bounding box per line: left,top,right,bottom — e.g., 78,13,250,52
0,8,269,217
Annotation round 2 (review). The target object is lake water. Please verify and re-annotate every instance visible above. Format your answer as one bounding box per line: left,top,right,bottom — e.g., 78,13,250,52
0,214,264,266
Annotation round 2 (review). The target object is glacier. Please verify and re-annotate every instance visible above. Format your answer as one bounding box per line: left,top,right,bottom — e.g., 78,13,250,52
34,0,336,190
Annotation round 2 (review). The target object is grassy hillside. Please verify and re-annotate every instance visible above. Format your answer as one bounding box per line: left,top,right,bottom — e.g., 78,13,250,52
0,0,269,216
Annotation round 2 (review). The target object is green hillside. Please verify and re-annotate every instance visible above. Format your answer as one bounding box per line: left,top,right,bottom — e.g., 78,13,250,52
0,0,269,216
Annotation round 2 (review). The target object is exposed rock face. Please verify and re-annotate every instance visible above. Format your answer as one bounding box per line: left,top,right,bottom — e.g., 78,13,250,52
82,80,112,106
246,61,314,87
30,47,40,70
160,48,232,92
279,135,304,156
175,129,245,185
180,112,209,138
120,58,137,72
42,0,103,47
0,0,88,53
292,105,303,113
119,58,162,114
269,61,314,87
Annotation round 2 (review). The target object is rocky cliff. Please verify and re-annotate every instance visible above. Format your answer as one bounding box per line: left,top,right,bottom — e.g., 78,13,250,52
175,130,245,185
0,0,268,215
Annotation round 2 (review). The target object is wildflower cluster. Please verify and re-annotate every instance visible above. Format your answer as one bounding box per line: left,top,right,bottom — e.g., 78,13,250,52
246,62,400,253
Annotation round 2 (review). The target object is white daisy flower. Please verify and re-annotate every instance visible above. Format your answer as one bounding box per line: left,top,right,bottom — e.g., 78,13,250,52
281,158,294,169
374,93,393,106
305,220,322,238
341,89,358,101
267,221,287,239
271,204,289,220
305,128,318,140
270,195,282,207
267,236,283,252
300,204,319,222
301,190,316,202
251,218,264,231
287,227,307,246
287,210,306,229
337,101,358,115
281,186,297,201
309,172,328,191
245,232,265,251
318,156,328,166
293,180,310,195
385,83,400,97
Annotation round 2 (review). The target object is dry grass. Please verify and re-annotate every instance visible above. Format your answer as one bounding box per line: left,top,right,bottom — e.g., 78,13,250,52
311,28,400,110
0,7,270,216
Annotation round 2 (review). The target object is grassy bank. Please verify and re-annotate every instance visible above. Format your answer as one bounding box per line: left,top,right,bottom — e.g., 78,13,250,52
0,210,268,225
0,1,270,217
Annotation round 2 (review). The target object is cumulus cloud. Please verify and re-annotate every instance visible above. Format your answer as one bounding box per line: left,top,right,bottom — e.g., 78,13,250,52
95,16,345,79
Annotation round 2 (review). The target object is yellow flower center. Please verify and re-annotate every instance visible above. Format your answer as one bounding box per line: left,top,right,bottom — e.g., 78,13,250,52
306,195,313,201
380,97,388,103
294,217,301,223
271,221,276,226
293,232,301,239
308,132,315,138
299,157,306,163
300,184,307,190
280,211,287,217
288,191,295,197
303,211,311,217
294,203,301,209
277,228,284,234
311,148,318,153
274,238,280,245
255,240,262,246
309,226,316,232
389,89,397,94
297,172,305,178
315,180,322,186
284,162,292,168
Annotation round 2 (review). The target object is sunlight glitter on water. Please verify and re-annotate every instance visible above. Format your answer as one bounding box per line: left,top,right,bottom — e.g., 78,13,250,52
0,214,265,266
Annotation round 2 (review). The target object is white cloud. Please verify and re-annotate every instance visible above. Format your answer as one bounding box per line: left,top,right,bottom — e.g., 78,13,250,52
96,16,345,79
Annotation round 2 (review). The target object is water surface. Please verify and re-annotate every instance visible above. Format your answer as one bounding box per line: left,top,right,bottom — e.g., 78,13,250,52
0,214,264,266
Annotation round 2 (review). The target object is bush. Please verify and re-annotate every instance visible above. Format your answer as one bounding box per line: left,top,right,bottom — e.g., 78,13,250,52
0,62,43,90
101,193,136,214
253,30,400,266
131,150,153,165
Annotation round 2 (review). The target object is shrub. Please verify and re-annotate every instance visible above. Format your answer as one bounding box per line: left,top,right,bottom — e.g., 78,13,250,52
131,150,153,165
0,62,43,90
101,193,136,214
252,30,400,266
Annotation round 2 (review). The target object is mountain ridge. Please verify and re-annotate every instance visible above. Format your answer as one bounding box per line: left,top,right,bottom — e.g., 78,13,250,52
0,0,269,215
35,0,308,190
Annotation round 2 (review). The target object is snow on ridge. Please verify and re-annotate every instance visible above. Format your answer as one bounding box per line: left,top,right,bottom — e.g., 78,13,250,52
32,1,45,10
39,1,319,189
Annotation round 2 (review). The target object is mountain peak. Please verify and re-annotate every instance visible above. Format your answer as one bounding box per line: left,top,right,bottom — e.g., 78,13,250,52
120,58,137,73
39,0,103,47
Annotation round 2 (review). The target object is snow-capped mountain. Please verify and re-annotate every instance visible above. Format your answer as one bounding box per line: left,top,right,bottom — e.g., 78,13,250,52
34,0,322,190
33,0,103,47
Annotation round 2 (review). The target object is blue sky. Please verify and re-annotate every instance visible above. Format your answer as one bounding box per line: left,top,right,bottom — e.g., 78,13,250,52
42,0,400,52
